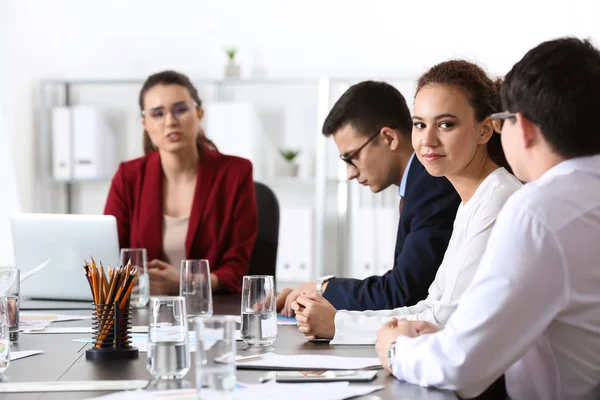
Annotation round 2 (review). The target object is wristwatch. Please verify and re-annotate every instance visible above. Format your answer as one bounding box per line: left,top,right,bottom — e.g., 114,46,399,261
387,341,396,374
315,275,335,295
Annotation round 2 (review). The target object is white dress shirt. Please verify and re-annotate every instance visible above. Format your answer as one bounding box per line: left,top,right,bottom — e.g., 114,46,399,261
332,168,522,344
392,155,600,400
398,153,416,197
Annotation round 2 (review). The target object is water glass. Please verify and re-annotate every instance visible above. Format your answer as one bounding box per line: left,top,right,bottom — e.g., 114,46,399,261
180,260,213,322
195,316,236,398
240,275,277,346
120,248,149,308
0,297,10,375
0,268,19,343
147,296,190,380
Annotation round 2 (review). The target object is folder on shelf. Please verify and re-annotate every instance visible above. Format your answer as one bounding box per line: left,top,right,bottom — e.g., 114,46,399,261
350,208,376,280
71,105,116,180
203,102,274,180
51,106,72,180
277,208,313,282
51,105,117,181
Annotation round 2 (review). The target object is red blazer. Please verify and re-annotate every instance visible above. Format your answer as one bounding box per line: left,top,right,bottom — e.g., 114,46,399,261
104,148,258,293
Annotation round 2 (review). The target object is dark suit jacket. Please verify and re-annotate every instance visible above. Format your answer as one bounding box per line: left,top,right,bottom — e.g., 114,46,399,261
323,157,460,310
104,147,258,293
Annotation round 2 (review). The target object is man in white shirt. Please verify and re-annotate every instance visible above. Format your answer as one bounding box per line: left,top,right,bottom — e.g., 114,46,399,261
375,37,600,400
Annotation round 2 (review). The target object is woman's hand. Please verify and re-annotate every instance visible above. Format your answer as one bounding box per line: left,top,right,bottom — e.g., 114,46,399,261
147,259,180,295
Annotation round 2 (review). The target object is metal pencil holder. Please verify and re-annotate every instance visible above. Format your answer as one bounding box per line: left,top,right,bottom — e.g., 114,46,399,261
86,302,139,361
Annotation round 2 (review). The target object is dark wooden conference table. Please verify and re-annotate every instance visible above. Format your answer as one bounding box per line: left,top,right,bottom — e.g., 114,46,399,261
5,294,457,400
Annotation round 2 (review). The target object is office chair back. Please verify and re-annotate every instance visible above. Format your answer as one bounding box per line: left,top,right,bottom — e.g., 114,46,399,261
249,182,280,280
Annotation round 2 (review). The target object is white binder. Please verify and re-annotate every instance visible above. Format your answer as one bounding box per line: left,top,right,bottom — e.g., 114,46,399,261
51,106,72,180
277,208,313,282
71,105,116,180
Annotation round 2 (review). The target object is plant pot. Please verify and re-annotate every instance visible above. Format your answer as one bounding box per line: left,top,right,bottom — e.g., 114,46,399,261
225,61,240,78
276,162,299,177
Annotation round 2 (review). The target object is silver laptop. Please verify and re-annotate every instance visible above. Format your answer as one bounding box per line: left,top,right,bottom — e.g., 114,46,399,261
10,213,120,301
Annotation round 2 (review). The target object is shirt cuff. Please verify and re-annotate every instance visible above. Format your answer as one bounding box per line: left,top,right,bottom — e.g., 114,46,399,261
330,311,377,345
392,335,419,383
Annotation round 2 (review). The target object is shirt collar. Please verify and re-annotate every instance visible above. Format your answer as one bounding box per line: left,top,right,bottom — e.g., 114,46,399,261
398,153,416,197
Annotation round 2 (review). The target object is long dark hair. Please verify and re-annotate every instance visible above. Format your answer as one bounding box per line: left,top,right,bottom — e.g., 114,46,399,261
139,70,217,155
416,60,510,172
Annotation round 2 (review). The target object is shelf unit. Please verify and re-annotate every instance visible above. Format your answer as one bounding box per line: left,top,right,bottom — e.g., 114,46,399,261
37,76,415,281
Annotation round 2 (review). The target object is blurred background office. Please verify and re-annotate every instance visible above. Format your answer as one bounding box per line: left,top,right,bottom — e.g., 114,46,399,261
1,0,599,286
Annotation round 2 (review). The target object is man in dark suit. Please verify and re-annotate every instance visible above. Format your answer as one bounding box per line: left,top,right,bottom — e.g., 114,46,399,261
276,81,460,320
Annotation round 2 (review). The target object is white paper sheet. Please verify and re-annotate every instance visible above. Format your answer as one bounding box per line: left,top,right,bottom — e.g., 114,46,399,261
10,350,44,361
87,382,383,400
74,330,242,352
236,352,382,370
20,312,92,332
24,326,148,334
0,380,148,393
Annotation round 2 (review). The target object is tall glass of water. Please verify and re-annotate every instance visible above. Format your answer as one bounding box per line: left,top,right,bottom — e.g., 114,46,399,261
240,275,277,346
0,268,19,343
195,316,236,398
180,260,213,322
147,296,190,380
120,248,149,308
0,296,10,375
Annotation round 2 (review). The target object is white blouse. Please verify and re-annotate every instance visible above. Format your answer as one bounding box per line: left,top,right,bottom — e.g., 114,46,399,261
331,168,522,345
391,155,600,400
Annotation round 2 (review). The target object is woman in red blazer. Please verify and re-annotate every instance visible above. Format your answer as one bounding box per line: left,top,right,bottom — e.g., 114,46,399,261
104,70,258,294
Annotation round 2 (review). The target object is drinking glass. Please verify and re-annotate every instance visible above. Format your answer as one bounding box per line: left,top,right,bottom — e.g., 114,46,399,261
0,296,10,375
120,248,149,308
195,316,236,398
147,296,190,380
180,260,213,322
0,268,19,342
240,275,277,346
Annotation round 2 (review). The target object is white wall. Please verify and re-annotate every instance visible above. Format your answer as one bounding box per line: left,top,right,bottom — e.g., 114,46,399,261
2,0,600,212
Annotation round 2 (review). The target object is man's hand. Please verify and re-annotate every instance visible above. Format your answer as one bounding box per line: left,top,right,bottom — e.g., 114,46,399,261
292,293,337,340
376,319,418,374
411,320,440,336
275,281,317,317
147,259,180,295
275,288,293,312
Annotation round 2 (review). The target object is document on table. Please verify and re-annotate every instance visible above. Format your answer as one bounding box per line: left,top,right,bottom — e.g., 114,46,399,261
25,326,149,334
277,315,297,326
0,380,148,393
74,330,242,352
10,350,44,361
20,312,91,332
218,315,297,326
235,352,382,370
87,382,384,400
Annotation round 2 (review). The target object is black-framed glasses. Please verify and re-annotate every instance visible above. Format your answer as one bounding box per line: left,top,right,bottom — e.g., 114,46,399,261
141,101,199,123
339,130,381,168
490,112,517,133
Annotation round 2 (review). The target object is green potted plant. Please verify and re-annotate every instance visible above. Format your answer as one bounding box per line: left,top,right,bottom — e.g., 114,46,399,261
277,148,300,177
224,47,240,78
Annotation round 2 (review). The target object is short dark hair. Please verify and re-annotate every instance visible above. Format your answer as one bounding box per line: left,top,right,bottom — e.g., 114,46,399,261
139,70,217,155
501,37,600,158
322,81,412,139
416,59,509,171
